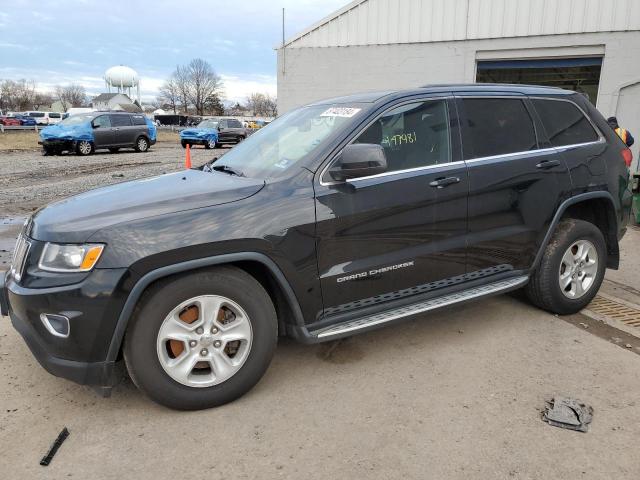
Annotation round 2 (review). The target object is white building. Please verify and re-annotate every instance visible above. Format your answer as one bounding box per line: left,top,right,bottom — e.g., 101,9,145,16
92,93,141,112
277,0,640,164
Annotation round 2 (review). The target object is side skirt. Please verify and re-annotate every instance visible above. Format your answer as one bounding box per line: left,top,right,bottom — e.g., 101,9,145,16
301,275,529,342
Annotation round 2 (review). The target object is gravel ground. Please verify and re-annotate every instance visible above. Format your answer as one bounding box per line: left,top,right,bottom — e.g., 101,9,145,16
0,143,227,216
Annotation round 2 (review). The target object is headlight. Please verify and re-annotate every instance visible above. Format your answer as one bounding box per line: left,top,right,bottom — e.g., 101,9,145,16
38,243,104,273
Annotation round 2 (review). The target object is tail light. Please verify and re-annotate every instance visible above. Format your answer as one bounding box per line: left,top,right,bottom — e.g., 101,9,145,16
621,148,632,168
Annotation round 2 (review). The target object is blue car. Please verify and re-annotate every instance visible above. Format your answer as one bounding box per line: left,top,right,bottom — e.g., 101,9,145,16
15,115,37,126
180,119,219,149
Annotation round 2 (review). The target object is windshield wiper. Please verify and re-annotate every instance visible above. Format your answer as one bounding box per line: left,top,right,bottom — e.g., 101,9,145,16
211,164,245,177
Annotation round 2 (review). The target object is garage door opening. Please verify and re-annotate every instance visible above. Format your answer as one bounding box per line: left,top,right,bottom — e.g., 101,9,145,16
476,57,602,104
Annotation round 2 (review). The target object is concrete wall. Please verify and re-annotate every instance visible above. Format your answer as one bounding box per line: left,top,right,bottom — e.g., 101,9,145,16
277,31,640,171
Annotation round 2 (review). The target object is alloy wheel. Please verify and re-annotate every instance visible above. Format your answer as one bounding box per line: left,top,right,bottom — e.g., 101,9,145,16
156,295,253,387
78,141,92,155
558,239,598,299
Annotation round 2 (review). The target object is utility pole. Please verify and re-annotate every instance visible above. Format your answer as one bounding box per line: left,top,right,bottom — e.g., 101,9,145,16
282,7,286,76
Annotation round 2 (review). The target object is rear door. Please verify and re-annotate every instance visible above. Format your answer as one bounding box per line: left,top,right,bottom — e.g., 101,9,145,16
314,95,469,321
456,93,572,274
110,114,135,146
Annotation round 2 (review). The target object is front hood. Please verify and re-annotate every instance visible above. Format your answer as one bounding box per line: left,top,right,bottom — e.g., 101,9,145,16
180,128,214,137
40,123,93,141
29,169,265,242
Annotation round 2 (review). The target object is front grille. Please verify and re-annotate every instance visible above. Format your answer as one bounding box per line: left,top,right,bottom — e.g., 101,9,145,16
10,235,30,282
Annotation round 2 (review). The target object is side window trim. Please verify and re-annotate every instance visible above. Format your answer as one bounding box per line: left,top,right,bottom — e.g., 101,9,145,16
455,94,604,163
319,96,457,186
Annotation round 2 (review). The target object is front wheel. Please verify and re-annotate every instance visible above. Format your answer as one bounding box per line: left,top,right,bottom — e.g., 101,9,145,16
123,267,277,410
525,219,606,315
135,136,149,152
76,140,94,156
205,138,216,149
181,140,188,148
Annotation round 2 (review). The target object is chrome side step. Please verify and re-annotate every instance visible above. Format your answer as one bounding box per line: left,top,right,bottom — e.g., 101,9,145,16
313,275,529,339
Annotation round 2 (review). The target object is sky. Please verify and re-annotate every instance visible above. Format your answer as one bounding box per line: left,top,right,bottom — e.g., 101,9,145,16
0,0,348,104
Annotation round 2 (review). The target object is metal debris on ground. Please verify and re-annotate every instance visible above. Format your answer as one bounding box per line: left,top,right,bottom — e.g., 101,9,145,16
542,397,593,433
40,427,70,466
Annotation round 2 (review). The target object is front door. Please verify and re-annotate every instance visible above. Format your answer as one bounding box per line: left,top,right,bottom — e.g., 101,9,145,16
314,96,469,322
456,94,572,274
91,114,113,147
110,114,135,145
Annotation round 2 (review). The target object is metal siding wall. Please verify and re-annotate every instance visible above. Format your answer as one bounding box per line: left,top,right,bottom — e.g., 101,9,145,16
286,0,640,48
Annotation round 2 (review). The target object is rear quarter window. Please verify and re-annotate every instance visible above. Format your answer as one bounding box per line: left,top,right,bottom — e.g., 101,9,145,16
49,113,61,118
131,115,147,126
532,99,599,147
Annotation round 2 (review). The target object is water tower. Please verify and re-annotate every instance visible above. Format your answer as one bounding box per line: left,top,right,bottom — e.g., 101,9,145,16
104,65,140,103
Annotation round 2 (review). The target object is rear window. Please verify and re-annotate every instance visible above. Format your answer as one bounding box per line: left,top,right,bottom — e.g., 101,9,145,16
532,99,599,147
49,113,61,118
29,112,44,117
460,98,537,159
110,114,132,127
131,115,147,126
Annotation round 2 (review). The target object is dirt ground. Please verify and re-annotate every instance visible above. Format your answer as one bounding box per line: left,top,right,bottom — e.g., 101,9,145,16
1,146,639,479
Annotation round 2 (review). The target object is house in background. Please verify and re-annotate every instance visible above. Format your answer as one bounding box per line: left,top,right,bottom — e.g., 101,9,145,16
91,93,141,112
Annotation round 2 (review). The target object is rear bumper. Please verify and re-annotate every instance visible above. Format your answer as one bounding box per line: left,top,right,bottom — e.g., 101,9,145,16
2,269,127,389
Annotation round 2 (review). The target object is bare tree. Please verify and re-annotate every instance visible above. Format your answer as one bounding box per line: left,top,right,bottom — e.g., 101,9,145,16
0,79,54,111
245,92,277,117
32,91,53,110
55,84,86,111
185,59,223,116
157,78,180,114
174,65,191,113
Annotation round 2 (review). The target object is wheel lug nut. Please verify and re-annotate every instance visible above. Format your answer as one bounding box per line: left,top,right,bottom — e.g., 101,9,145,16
211,327,219,334
200,349,208,356
195,327,204,335
189,340,197,348
213,340,222,348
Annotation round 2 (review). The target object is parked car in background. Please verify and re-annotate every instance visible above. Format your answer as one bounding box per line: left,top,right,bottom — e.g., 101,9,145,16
14,114,37,126
0,116,21,126
215,117,247,145
26,111,63,125
39,111,157,155
179,119,219,149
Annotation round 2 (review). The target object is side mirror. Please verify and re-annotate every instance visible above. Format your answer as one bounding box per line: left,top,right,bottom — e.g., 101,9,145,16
91,122,99,129
328,144,387,182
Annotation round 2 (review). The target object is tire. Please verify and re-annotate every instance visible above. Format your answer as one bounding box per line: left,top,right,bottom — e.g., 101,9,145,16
525,219,606,315
135,136,149,152
109,147,120,154
75,140,94,156
42,146,53,156
181,140,188,148
236,135,245,144
205,138,216,149
123,267,278,410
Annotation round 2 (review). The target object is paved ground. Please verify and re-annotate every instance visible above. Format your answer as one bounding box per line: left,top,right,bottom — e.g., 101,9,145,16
0,147,639,478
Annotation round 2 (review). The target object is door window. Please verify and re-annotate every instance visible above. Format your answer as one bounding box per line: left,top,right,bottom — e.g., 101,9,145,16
228,119,243,128
460,98,537,159
353,99,451,172
531,99,599,147
92,115,111,128
110,114,132,127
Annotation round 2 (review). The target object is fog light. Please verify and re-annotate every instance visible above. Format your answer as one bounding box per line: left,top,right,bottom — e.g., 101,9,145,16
40,313,70,338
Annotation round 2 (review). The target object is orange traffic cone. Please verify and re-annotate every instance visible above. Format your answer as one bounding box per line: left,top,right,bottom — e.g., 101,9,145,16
185,144,192,169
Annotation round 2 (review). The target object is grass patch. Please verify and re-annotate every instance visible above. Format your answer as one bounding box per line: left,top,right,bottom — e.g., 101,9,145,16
0,131,40,151
156,130,180,143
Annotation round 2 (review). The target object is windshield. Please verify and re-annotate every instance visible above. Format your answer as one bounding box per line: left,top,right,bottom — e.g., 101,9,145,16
197,119,219,129
60,114,94,126
212,104,364,178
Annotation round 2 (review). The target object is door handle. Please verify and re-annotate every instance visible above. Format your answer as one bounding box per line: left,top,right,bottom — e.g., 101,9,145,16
536,159,560,169
429,176,460,188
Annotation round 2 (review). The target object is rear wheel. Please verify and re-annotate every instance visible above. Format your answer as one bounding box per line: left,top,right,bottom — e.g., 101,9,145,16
76,140,94,156
135,136,149,152
525,219,606,314
123,267,277,410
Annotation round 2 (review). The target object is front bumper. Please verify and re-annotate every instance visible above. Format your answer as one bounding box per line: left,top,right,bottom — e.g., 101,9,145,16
39,139,76,151
2,268,128,389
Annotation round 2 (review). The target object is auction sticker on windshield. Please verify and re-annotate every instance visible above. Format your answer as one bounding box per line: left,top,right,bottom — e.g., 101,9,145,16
320,107,361,118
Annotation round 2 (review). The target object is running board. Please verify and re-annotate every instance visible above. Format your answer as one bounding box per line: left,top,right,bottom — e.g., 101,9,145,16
312,275,529,340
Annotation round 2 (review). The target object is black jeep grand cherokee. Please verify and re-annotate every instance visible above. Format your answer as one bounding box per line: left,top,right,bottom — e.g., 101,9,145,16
1,85,633,410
